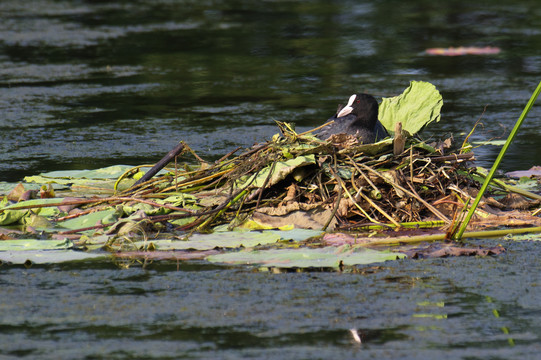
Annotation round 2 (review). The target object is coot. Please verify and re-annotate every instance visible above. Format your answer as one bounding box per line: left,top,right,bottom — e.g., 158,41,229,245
317,93,388,143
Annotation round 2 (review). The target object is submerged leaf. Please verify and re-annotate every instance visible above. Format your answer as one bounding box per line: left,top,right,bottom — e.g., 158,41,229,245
403,243,506,258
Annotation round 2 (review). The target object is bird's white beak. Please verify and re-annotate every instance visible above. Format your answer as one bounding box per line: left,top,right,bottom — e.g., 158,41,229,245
336,94,356,117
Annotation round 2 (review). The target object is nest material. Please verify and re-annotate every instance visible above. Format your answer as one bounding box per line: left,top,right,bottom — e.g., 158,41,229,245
121,123,479,232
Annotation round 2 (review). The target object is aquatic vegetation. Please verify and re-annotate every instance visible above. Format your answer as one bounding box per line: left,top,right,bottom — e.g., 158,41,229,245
1,82,540,269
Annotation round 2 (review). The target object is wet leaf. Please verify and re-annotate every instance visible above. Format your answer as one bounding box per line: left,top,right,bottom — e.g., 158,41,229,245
133,231,282,251
264,228,323,242
207,246,406,268
0,207,28,226
56,208,119,231
379,81,443,136
472,139,507,146
0,239,73,251
24,214,54,229
30,165,135,180
0,250,107,265
504,233,541,241
0,198,64,225
113,249,221,261
404,244,506,258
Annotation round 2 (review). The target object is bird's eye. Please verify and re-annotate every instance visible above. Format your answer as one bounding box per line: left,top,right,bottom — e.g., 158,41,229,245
356,100,360,103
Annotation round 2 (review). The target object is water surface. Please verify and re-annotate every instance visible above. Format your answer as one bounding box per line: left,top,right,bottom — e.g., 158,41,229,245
1,0,541,358
2,239,541,359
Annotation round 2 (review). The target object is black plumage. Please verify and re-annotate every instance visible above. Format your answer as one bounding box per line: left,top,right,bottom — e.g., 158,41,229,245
317,93,388,143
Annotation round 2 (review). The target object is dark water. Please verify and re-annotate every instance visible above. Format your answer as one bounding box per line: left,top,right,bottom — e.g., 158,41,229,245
2,240,541,359
1,0,540,182
1,0,541,358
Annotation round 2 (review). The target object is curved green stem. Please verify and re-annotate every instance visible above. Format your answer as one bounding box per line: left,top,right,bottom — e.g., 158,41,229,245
454,81,541,240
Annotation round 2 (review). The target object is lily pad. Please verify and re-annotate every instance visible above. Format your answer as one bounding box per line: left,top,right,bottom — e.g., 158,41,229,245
265,228,323,242
472,140,507,146
112,249,220,261
379,81,443,136
207,246,406,268
0,239,73,251
0,250,108,265
56,208,119,231
0,198,65,226
132,231,282,251
29,165,135,180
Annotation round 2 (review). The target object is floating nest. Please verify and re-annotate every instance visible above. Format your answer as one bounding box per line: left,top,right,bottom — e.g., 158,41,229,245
111,120,539,236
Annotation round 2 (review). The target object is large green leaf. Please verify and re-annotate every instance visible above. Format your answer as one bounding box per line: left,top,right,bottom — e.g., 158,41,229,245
207,246,406,268
378,81,443,135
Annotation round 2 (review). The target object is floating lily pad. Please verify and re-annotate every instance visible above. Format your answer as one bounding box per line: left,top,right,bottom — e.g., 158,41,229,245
28,165,135,180
112,249,220,261
56,208,119,231
472,140,507,146
0,250,108,265
0,198,65,226
0,239,73,251
266,228,323,242
207,246,406,268
132,231,282,251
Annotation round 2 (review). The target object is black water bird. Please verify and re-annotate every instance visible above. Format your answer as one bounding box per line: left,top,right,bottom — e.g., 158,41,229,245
317,93,389,143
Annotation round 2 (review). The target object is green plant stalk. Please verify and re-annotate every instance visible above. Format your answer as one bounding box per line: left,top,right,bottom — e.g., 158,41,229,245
353,220,446,230
196,189,249,231
488,177,541,201
454,81,541,240
366,226,541,247
471,168,541,200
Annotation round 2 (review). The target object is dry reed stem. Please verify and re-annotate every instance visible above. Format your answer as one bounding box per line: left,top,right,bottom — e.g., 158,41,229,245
357,162,451,223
